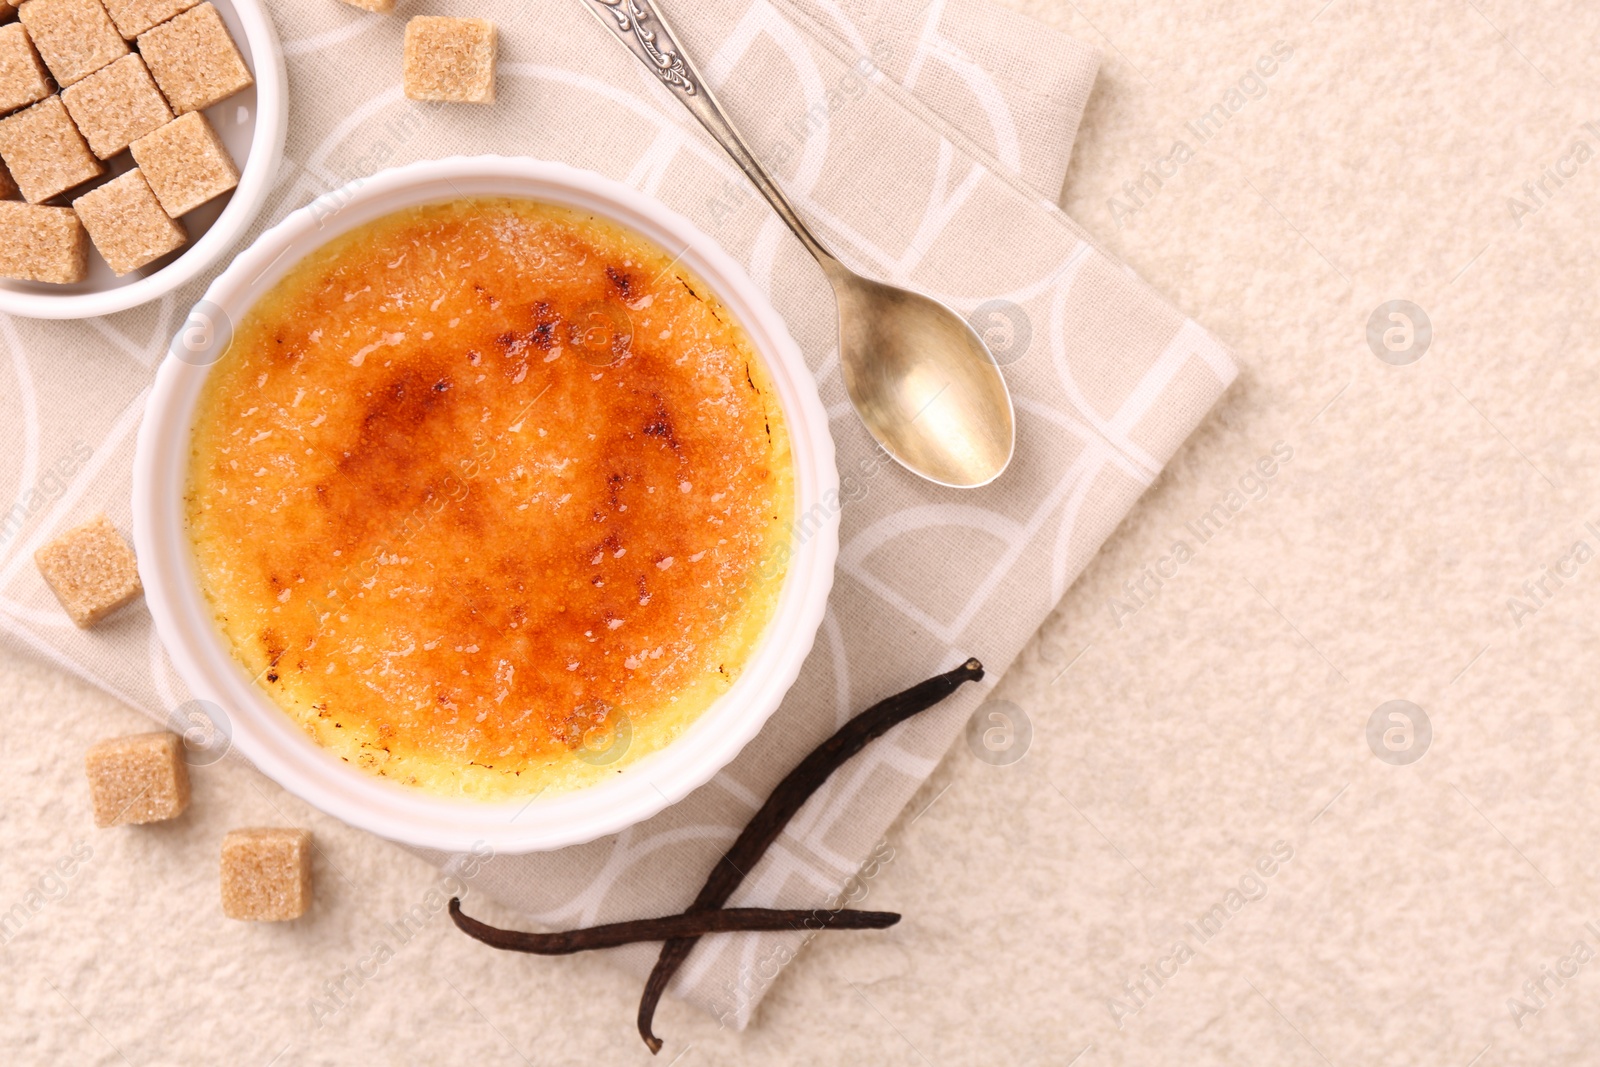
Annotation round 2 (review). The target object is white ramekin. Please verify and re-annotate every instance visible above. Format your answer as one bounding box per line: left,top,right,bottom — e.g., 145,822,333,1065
133,157,839,854
0,0,287,320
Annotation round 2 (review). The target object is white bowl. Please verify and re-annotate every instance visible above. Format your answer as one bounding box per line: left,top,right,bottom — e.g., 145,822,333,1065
134,156,839,854
0,0,286,319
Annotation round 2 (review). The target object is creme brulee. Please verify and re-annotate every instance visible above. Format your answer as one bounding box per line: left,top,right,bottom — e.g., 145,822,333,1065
185,197,793,799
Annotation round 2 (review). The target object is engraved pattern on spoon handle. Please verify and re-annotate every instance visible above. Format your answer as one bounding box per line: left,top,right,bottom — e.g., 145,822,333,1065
579,0,840,268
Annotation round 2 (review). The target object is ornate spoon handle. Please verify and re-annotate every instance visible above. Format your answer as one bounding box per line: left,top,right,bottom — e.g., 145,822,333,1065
578,0,838,267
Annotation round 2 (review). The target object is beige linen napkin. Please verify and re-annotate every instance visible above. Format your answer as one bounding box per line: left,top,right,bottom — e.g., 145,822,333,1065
0,0,1236,1027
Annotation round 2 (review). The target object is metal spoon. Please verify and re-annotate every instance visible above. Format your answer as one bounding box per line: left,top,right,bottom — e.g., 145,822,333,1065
580,0,1016,489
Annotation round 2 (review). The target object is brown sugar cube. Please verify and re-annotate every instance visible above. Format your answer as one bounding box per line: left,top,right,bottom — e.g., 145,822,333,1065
0,23,52,114
16,0,127,87
220,828,312,921
404,17,495,104
0,95,103,202
100,0,196,39
34,513,141,625
73,167,184,274
0,155,15,197
338,0,394,11
61,54,170,158
0,200,85,280
129,111,235,217
137,3,251,115
85,732,190,827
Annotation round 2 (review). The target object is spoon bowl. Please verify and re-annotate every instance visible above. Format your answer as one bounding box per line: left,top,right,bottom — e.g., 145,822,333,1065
828,266,1014,487
584,0,1016,489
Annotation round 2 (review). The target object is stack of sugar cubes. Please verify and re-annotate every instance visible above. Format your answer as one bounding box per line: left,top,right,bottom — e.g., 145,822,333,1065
0,0,251,283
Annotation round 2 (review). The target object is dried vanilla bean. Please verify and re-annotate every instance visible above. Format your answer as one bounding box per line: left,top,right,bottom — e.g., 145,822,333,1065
637,657,985,1052
448,898,900,955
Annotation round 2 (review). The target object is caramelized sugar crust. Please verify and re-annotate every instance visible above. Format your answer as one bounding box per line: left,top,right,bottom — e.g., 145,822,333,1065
186,198,793,798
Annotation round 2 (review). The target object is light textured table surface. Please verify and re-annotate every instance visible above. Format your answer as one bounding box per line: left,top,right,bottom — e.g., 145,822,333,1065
6,0,1600,1064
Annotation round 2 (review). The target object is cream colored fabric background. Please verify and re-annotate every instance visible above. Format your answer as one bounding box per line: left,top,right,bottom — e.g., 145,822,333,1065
6,0,1599,1064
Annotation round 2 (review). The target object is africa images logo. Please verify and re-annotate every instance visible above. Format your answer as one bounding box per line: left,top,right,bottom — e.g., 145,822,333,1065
1106,41,1295,229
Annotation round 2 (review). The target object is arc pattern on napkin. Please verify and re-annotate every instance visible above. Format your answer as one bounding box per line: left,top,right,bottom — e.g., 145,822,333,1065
0,0,1233,1031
